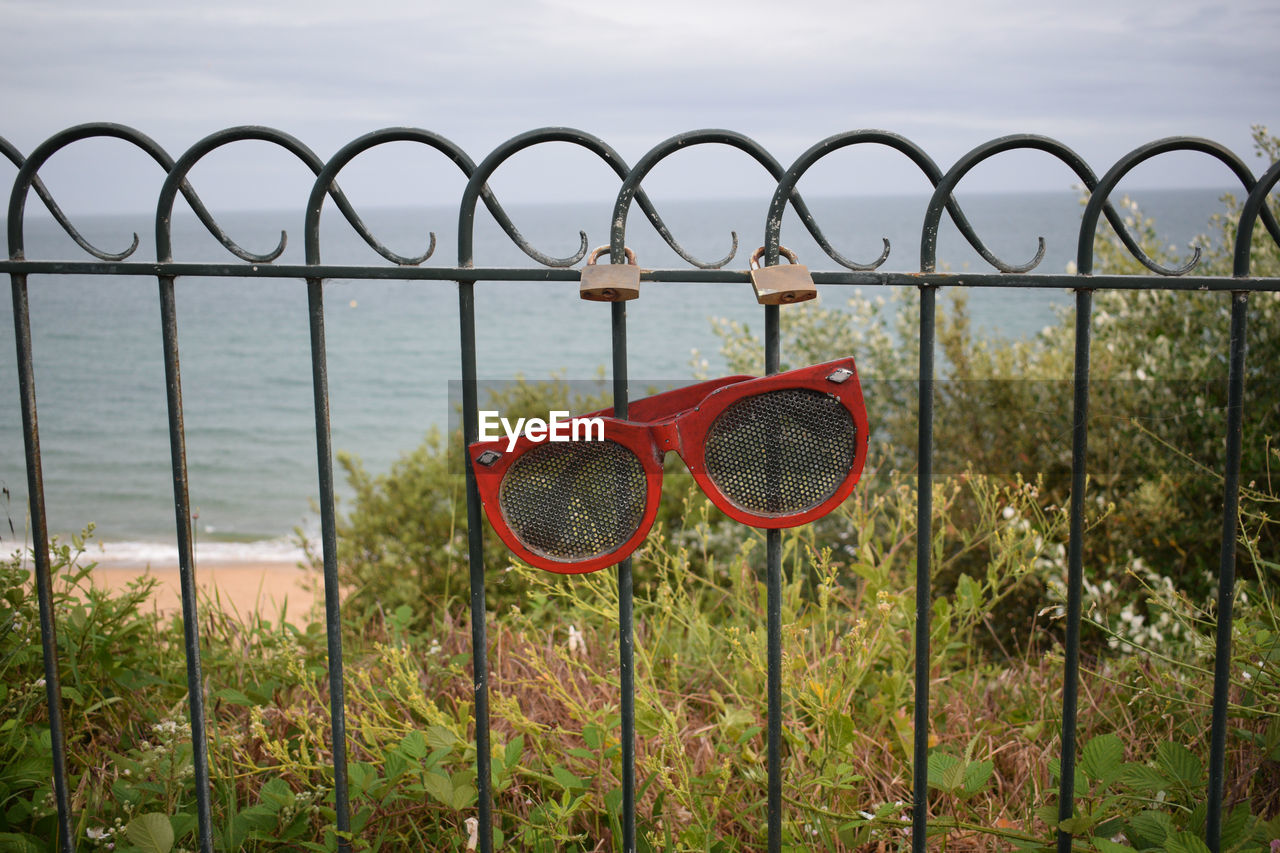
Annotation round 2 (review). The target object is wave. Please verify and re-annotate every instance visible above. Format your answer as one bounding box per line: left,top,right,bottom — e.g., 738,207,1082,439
84,536,308,567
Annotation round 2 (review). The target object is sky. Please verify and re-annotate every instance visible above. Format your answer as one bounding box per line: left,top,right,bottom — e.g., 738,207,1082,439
1,0,1277,214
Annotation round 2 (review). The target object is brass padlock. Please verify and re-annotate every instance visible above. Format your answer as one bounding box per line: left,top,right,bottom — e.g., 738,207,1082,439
748,245,816,305
579,246,641,302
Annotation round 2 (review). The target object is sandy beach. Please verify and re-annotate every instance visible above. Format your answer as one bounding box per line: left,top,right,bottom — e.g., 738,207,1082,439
92,560,319,624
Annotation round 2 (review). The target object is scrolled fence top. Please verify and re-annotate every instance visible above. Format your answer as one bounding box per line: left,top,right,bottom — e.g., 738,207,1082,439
3,124,1279,279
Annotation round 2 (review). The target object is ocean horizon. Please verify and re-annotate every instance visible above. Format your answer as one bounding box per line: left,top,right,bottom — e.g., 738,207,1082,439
0,187,1234,565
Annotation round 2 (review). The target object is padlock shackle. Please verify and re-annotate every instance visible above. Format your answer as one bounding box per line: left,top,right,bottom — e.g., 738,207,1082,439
586,245,637,266
749,244,799,269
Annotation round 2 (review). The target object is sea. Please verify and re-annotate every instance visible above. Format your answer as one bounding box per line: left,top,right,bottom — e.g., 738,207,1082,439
0,188,1232,565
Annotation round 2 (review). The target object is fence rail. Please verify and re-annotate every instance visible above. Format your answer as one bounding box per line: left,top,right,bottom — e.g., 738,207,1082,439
5,124,1280,852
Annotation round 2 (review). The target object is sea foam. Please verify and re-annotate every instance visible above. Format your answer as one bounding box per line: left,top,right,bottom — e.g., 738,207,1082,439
85,537,307,567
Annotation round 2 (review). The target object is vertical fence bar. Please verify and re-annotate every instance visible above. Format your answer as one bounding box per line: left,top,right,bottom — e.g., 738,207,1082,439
611,299,637,853
156,275,215,852
458,280,494,853
9,272,74,853
912,284,936,852
1056,288,1093,853
1205,291,1248,851
305,277,352,852
764,303,782,852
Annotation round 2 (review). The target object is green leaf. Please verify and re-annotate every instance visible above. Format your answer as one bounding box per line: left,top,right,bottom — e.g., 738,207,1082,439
1218,803,1254,851
383,749,409,783
827,712,857,750
504,735,524,771
1163,830,1212,853
168,813,197,842
1093,815,1125,840
350,804,374,835
872,801,901,819
0,832,44,853
422,771,460,810
235,804,278,833
347,762,376,798
447,771,477,810
399,730,427,760
1048,757,1088,794
1057,815,1093,835
1119,763,1168,793
927,751,961,792
1156,742,1203,790
258,777,294,810
1034,803,1061,830
126,812,175,853
213,687,253,707
1092,840,1137,853
956,573,982,613
1124,810,1172,846
82,696,124,715
962,760,994,795
425,725,460,752
551,765,588,792
1081,734,1125,787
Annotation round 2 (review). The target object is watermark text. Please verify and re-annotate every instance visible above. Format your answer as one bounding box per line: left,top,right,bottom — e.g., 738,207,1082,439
478,410,605,451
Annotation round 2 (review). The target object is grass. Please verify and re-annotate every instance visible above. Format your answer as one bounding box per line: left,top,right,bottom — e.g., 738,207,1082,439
2,469,1278,852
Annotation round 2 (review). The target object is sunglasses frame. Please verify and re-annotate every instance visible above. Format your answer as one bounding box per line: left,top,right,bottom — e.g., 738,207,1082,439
468,357,869,574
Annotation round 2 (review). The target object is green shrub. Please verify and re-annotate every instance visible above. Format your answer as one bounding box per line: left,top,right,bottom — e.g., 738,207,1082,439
706,127,1280,648
4,473,1276,850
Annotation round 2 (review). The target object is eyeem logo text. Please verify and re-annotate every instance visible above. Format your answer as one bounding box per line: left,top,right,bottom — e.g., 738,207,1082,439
478,410,605,452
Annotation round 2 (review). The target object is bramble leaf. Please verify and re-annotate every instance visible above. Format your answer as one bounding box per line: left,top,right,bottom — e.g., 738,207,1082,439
126,813,174,853
1081,734,1124,787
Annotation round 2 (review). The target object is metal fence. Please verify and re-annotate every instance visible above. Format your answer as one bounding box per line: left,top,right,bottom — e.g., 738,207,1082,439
4,124,1279,853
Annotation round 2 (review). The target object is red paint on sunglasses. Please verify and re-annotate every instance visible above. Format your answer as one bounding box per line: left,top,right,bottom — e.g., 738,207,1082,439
469,358,869,574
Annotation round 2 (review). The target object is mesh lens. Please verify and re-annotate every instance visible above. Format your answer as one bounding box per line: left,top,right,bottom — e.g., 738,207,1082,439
703,388,857,516
498,439,648,563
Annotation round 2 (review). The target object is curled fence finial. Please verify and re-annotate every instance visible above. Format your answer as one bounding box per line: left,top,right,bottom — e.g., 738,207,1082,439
307,127,482,266
5,123,305,266
460,127,742,269
770,131,938,271
921,135,1097,273
630,186,738,269
159,126,446,266
3,133,140,260
765,130,1065,274
612,129,895,271
1080,137,1280,276
457,128,618,268
919,134,1170,276
1232,157,1280,277
12,126,1280,278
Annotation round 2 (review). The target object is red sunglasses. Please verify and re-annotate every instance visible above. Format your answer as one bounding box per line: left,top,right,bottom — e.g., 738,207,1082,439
468,358,869,574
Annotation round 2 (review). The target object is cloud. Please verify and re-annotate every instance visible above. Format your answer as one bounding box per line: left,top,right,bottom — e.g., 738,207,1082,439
1,0,1274,212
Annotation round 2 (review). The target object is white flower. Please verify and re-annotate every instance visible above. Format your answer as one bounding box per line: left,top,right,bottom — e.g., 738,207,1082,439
567,624,586,657
87,827,108,841
465,816,479,851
